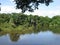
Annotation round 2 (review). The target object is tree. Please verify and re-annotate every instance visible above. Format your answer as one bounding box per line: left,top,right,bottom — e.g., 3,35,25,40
14,0,53,13
50,16,60,26
0,13,10,23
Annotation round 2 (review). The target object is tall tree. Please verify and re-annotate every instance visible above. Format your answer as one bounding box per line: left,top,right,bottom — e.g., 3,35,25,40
14,0,53,13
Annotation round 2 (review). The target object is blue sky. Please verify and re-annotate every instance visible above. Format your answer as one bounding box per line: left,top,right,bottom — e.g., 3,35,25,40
0,0,60,17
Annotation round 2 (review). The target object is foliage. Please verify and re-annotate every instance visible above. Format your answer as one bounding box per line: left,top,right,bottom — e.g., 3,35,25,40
14,0,53,12
0,13,60,31
0,13,60,42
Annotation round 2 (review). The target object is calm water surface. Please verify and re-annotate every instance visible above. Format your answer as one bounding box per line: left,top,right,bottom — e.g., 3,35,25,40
0,31,60,45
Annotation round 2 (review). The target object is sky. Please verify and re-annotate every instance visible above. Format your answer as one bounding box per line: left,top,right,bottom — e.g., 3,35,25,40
0,0,60,17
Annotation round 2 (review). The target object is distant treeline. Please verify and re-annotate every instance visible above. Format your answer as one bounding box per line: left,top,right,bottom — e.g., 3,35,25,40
0,13,60,31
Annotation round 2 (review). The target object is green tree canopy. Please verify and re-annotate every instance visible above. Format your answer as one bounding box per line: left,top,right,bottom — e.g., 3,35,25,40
14,0,53,13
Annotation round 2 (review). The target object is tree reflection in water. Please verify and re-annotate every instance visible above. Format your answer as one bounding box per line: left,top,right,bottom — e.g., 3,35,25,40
0,26,60,42
9,32,20,42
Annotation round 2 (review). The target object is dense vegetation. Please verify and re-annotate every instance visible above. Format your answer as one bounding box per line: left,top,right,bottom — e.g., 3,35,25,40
0,13,60,42
0,13,60,31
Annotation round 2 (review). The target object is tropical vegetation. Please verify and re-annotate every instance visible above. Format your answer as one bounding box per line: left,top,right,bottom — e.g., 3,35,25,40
0,13,60,31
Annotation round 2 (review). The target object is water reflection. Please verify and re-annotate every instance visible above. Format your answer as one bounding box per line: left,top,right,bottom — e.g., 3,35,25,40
0,27,60,45
9,32,20,42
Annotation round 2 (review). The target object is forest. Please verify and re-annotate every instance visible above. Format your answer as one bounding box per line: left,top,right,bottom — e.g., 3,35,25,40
0,13,60,31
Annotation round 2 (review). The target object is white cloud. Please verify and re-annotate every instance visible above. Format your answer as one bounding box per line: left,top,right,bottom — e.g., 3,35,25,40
0,6,21,13
25,9,60,18
10,0,14,1
0,6,60,18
